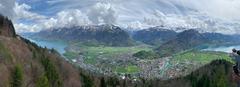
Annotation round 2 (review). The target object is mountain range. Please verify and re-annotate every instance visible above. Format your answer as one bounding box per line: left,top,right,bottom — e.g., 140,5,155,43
132,26,177,45
0,14,237,87
36,24,134,46
155,29,240,56
156,29,207,56
35,24,240,57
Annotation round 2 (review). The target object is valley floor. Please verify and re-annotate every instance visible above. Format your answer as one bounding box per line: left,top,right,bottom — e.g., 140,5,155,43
63,42,233,80
22,35,234,81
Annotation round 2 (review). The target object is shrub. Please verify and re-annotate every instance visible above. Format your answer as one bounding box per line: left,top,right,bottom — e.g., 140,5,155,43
10,65,23,87
36,75,50,87
41,57,62,87
80,73,93,87
133,50,159,59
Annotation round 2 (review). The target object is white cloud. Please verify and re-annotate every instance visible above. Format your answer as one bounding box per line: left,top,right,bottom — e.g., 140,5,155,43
39,9,91,30
0,0,15,19
54,9,91,28
0,3,2,8
14,23,41,32
12,1,91,32
172,0,240,21
14,3,46,20
14,9,92,32
87,2,117,24
2,0,240,34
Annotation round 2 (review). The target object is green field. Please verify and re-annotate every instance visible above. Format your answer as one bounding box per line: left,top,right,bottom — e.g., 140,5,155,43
172,51,233,64
64,44,150,73
64,41,235,75
63,52,78,59
83,46,151,56
64,45,152,64
114,65,141,74
78,45,152,64
156,51,235,78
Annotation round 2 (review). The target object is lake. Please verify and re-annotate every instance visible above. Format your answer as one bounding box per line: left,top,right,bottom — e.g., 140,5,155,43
202,45,240,53
21,34,68,55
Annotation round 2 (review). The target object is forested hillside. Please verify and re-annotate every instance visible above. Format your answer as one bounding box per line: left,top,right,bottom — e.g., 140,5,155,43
0,15,81,87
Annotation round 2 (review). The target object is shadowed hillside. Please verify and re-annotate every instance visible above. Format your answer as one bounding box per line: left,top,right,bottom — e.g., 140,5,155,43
156,29,206,56
133,26,177,45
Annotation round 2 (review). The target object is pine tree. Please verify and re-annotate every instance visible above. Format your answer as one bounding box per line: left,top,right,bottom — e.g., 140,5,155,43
11,65,23,87
36,75,50,87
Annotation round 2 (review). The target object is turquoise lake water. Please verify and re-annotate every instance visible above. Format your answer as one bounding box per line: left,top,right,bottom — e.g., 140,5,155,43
21,35,68,54
202,45,240,53
20,33,240,54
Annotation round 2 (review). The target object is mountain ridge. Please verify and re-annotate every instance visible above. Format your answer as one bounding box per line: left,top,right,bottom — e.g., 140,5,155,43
156,29,207,56
133,26,177,45
36,24,134,46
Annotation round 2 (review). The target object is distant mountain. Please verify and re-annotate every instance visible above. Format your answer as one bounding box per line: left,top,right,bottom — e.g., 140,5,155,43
156,29,207,56
203,32,240,46
36,24,134,46
133,26,177,45
155,28,240,56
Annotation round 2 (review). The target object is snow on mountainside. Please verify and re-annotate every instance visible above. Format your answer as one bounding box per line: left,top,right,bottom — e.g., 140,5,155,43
124,13,240,35
36,24,134,46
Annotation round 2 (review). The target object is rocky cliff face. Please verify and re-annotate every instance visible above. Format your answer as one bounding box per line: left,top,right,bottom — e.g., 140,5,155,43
0,15,16,37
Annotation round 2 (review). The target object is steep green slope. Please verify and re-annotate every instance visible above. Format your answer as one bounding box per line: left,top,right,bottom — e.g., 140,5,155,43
0,36,82,87
0,15,81,87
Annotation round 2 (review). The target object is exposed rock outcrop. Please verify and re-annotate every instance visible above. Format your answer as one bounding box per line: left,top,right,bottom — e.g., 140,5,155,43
0,15,16,37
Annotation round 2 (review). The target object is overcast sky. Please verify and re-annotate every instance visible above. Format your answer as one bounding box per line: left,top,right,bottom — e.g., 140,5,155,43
0,0,240,34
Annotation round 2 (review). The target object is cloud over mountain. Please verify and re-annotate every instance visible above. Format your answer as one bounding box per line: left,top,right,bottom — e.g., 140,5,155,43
0,0,15,19
87,2,117,24
2,0,240,34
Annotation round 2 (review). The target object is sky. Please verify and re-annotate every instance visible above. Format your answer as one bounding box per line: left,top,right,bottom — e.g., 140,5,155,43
0,0,240,34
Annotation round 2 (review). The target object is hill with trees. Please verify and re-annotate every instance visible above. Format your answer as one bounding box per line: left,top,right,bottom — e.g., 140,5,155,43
133,26,177,45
